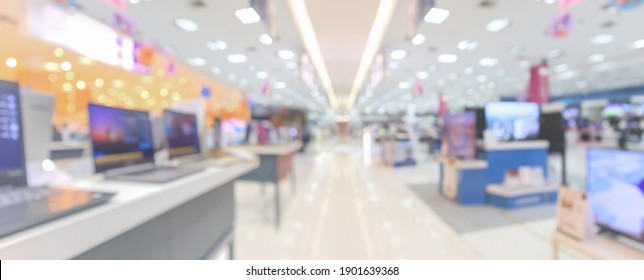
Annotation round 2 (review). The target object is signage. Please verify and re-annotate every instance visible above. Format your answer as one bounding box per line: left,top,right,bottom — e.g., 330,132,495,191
549,12,573,39
610,0,643,10
527,64,550,104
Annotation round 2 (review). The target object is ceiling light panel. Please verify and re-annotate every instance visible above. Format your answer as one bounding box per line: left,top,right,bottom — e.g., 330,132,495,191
424,7,450,24
207,40,227,51
411,33,426,45
175,18,199,32
487,18,511,32
631,38,644,49
259,33,273,45
479,57,499,67
227,54,248,63
438,54,458,63
187,57,206,66
390,49,408,60
589,53,605,63
235,7,261,24
278,50,295,60
457,40,479,51
590,34,615,45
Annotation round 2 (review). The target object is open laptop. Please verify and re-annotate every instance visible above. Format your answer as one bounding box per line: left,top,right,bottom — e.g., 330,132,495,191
0,81,114,238
88,104,203,183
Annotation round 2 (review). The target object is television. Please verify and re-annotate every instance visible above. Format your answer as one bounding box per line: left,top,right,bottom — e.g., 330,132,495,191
221,119,247,146
603,103,625,118
88,104,155,173
444,112,477,159
587,148,644,243
163,110,201,159
485,102,540,141
0,81,27,187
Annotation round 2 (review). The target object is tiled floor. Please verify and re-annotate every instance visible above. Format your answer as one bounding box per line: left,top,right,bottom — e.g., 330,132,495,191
233,139,592,260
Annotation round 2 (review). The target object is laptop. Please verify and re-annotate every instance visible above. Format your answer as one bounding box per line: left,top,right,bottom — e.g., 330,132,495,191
88,104,203,183
0,80,114,238
163,112,242,168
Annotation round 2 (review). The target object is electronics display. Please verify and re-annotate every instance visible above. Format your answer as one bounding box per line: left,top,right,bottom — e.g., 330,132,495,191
485,102,541,141
221,119,248,146
163,110,201,159
0,81,27,187
587,148,644,243
603,103,625,118
443,112,476,159
212,118,222,152
88,104,155,173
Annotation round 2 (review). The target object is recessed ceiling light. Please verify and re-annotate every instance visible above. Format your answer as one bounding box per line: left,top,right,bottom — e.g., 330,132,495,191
278,50,295,60
630,38,644,49
235,7,261,24
463,67,474,75
273,81,287,89
227,54,248,63
285,61,298,69
589,53,605,63
411,33,426,45
206,40,227,51
60,61,72,71
558,71,576,80
479,57,499,67
390,49,408,60
424,7,450,24
398,81,411,89
175,18,199,32
591,34,615,45
457,40,479,51
487,18,510,32
259,33,273,45
416,71,430,79
438,54,457,63
256,71,268,79
387,61,400,69
547,49,564,59
187,57,206,66
554,64,568,73
212,67,221,75
5,57,17,68
477,75,488,83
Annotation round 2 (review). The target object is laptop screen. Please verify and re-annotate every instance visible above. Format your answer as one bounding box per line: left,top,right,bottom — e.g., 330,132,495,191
0,81,27,187
163,110,201,159
88,104,155,173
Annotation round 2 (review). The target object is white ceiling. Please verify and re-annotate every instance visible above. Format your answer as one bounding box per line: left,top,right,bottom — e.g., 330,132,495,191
74,0,644,116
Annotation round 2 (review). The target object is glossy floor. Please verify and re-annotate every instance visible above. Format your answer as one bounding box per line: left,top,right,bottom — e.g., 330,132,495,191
233,139,587,260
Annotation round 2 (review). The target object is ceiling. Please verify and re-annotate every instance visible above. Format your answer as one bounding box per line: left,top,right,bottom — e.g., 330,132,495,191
74,0,644,116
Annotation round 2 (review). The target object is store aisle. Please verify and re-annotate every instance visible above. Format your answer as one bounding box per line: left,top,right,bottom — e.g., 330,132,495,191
234,139,480,260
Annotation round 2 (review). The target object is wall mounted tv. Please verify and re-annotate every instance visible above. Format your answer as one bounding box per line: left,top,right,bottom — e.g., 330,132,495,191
485,102,540,141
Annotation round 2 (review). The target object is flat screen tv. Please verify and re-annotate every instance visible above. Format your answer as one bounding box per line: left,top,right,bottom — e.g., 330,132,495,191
444,112,476,159
88,104,155,173
485,102,540,141
587,148,644,243
0,80,27,187
163,110,201,159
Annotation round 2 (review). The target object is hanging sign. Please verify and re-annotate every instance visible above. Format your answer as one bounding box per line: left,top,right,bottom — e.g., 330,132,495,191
549,12,573,39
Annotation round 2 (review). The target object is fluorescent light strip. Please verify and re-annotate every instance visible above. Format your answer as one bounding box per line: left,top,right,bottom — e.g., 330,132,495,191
287,0,338,109
347,0,399,109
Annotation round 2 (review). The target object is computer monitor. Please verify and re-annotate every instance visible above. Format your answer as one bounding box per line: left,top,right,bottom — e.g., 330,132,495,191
0,81,27,187
443,112,477,159
163,110,201,159
587,148,644,243
88,104,155,174
485,102,540,141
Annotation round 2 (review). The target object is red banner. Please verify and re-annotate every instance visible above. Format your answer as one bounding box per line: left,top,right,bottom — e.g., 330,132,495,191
527,65,550,104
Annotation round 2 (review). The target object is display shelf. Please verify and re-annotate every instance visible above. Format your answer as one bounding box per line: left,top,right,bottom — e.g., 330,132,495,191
486,184,559,209
552,231,644,260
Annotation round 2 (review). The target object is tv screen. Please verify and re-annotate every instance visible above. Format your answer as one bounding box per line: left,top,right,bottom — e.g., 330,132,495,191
163,110,201,159
603,104,625,118
221,119,247,146
0,81,27,186
587,148,644,243
88,104,155,173
444,112,476,159
485,102,540,141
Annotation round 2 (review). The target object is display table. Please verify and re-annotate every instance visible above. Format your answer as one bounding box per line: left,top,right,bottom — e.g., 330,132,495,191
231,141,302,229
483,141,549,185
486,184,559,209
0,160,259,260
439,159,489,205
551,231,644,260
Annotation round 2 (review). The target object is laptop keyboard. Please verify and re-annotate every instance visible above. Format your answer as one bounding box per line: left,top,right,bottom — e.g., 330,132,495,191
0,188,59,209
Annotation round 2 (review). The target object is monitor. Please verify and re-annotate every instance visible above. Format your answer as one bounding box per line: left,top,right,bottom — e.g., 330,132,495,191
88,104,155,174
0,81,27,187
163,110,201,159
444,112,476,159
485,102,540,141
587,148,644,243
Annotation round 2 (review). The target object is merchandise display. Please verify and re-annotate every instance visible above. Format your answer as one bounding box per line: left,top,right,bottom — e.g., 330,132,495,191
485,102,541,141
88,104,155,174
443,112,477,159
163,110,201,159
587,148,644,243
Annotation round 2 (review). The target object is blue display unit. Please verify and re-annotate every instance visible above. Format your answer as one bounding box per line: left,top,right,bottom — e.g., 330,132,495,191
484,144,549,185
439,159,489,205
486,185,559,209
